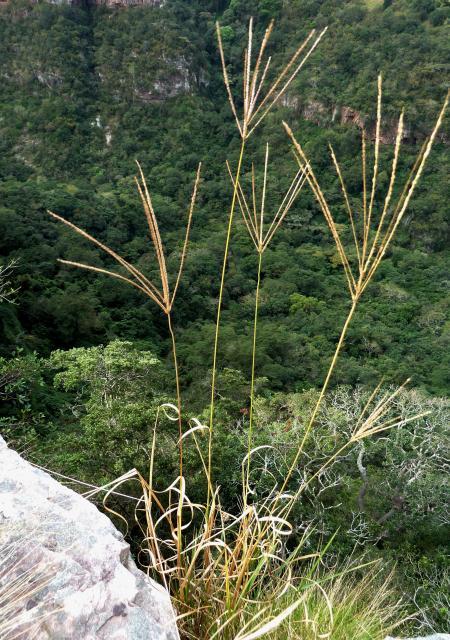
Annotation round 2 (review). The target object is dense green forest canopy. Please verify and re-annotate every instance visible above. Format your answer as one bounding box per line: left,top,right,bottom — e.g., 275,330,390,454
1,1,449,631
0,0,449,397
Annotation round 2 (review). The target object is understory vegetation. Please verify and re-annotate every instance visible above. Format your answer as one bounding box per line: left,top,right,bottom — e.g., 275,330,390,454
1,0,449,637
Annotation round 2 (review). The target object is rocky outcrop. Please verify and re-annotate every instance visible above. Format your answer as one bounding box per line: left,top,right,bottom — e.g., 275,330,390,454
294,97,410,143
280,95,447,145
135,71,191,102
0,0,165,7
340,105,366,130
0,436,179,640
386,633,450,640
94,0,164,6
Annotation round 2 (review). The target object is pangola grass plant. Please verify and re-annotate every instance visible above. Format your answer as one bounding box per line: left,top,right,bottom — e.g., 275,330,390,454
279,79,449,506
47,15,449,640
48,162,202,476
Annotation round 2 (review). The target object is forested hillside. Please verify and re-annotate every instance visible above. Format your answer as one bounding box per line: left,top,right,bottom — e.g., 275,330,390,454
1,1,449,634
1,0,449,394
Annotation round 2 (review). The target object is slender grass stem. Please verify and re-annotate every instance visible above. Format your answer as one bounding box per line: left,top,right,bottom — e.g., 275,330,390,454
167,312,183,478
167,312,184,580
279,296,359,500
245,249,262,506
208,136,247,503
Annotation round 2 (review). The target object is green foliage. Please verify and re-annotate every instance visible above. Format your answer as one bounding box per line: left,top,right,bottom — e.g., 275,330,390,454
0,350,48,445
0,0,448,394
218,24,234,42
289,292,325,315
47,340,174,484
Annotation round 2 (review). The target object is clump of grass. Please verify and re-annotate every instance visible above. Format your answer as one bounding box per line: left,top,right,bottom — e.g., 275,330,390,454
270,562,403,640
99,381,418,640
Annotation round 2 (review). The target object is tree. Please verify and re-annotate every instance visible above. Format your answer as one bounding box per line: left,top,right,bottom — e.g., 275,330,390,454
48,340,174,484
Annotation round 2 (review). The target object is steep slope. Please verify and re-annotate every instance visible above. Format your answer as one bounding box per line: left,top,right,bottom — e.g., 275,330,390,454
0,0,449,394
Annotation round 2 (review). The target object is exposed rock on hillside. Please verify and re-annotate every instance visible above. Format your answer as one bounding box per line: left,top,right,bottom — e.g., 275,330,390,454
386,636,450,640
0,0,164,7
99,0,164,6
91,0,164,6
281,95,446,145
0,436,179,640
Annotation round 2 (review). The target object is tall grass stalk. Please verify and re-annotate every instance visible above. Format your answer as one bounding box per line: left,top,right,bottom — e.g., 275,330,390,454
48,162,201,489
248,248,261,504
208,134,246,506
227,144,307,504
278,79,449,503
208,19,327,501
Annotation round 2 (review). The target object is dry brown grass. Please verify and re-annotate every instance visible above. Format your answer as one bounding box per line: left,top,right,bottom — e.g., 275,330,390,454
0,533,58,639
104,381,415,639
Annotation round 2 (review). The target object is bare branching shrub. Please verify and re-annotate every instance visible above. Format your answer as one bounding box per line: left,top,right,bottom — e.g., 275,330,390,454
0,259,19,304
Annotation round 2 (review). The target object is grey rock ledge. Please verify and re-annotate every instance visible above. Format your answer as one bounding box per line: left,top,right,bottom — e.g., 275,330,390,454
0,436,179,640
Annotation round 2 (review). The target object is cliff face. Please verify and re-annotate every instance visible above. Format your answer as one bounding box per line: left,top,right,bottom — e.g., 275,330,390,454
281,95,446,145
99,0,164,5
28,0,165,6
